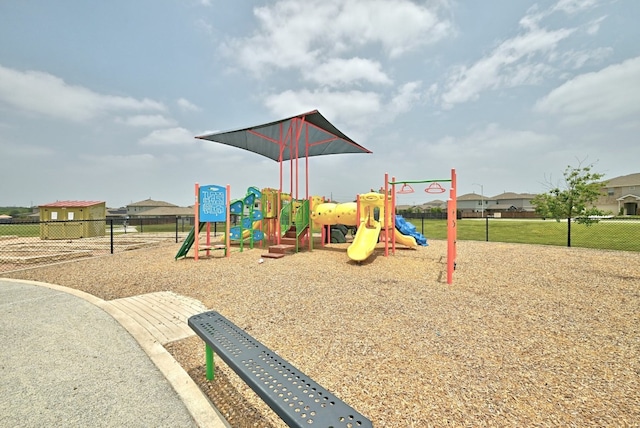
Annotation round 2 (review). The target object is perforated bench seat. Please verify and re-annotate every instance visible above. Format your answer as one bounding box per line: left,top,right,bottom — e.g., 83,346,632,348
188,310,373,428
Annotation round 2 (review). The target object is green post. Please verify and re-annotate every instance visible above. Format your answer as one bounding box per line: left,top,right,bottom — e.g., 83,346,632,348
206,344,214,380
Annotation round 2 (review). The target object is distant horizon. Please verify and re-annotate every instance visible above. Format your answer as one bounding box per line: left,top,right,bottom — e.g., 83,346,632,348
3,167,635,211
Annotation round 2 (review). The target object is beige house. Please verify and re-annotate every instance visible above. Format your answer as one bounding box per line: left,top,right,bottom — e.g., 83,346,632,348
457,192,536,214
487,192,537,213
598,173,640,215
126,198,179,217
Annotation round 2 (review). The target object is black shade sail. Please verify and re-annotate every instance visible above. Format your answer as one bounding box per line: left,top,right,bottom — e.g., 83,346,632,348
195,110,372,162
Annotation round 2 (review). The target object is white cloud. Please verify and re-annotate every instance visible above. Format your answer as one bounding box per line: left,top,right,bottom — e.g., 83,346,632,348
441,25,574,108
138,127,197,146
264,88,382,131
433,123,558,158
116,115,176,127
585,15,607,35
223,0,452,75
0,65,166,122
560,47,612,69
553,0,600,15
177,97,201,112
303,57,392,87
0,140,54,157
534,56,640,123
439,0,615,109
424,124,562,192
79,153,157,170
389,81,423,116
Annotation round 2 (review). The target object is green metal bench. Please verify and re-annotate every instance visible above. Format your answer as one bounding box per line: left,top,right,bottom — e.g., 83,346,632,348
188,310,373,428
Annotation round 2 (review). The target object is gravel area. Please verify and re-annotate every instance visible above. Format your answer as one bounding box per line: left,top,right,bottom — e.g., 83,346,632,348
2,239,639,427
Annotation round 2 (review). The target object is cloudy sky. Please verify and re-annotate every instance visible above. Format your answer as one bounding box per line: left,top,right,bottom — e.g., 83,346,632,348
1,0,638,208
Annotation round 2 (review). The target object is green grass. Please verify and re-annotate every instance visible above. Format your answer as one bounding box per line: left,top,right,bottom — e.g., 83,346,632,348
0,223,40,237
3,218,638,252
407,219,640,252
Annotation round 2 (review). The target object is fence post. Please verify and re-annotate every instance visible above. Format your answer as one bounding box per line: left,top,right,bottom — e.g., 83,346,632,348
567,217,571,247
175,217,179,243
109,219,114,254
485,216,489,242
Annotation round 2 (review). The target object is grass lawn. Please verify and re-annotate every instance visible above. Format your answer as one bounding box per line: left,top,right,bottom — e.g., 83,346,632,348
407,218,640,252
3,219,638,252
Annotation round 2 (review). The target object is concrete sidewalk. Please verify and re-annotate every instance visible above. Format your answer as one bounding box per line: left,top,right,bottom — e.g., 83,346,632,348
0,279,227,428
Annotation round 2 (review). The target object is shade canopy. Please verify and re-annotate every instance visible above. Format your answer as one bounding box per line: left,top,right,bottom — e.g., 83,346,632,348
196,110,372,162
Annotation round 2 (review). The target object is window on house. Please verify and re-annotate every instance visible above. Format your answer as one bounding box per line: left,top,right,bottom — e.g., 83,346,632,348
608,189,614,196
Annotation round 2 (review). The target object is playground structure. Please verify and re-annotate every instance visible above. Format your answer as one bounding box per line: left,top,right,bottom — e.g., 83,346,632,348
177,110,457,283
176,185,272,260
387,169,457,285
177,170,456,283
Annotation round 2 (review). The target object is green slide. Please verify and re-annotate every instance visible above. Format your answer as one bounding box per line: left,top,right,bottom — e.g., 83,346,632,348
175,222,206,260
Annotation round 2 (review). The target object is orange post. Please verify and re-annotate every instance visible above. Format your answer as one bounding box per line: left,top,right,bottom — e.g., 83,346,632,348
447,168,457,284
225,184,231,258
194,183,200,261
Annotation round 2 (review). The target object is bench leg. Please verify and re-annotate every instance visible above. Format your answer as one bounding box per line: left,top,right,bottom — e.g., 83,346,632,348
206,344,215,380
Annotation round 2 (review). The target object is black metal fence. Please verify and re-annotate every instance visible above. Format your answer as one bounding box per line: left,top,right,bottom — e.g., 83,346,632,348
2,214,638,273
402,213,640,252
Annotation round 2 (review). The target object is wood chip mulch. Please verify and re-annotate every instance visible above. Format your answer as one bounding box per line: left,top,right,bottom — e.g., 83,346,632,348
3,239,639,427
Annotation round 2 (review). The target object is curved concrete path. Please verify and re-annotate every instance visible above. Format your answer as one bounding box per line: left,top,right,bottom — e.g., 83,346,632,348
0,279,228,428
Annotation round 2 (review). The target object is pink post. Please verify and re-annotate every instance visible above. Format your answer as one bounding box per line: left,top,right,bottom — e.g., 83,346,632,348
447,168,457,284
226,184,231,258
194,183,199,261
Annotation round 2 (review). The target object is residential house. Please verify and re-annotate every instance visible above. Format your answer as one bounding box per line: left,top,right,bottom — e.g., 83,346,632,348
597,172,640,215
126,199,179,217
486,192,537,213
457,193,487,214
457,192,536,216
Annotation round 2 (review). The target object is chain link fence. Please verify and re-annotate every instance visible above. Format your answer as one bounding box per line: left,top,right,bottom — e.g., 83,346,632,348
0,217,203,273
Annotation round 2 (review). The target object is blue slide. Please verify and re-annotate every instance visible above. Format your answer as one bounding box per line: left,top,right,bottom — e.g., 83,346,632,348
395,215,428,246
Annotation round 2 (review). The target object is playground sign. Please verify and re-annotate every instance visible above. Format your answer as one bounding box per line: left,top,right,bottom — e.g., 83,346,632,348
199,184,227,222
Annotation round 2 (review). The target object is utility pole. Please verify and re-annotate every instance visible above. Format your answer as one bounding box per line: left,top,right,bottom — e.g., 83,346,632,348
473,183,484,217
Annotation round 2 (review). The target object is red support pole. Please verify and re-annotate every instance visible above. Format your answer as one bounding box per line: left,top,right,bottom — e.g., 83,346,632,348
226,184,231,258
384,173,389,257
447,168,457,284
305,125,309,199
194,183,199,261
391,175,397,255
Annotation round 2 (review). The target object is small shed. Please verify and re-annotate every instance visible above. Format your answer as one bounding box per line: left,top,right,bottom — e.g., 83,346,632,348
39,200,106,239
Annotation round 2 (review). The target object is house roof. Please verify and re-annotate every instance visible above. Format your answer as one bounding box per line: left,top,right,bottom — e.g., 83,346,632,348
127,198,178,208
39,200,104,208
133,207,194,216
492,192,538,200
603,172,640,187
457,193,483,201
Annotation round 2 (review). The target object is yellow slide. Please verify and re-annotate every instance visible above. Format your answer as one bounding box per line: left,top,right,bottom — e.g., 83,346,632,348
347,219,381,262
393,228,418,248
241,220,262,239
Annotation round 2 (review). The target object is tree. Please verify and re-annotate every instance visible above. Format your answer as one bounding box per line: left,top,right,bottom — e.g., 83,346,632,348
532,162,609,226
